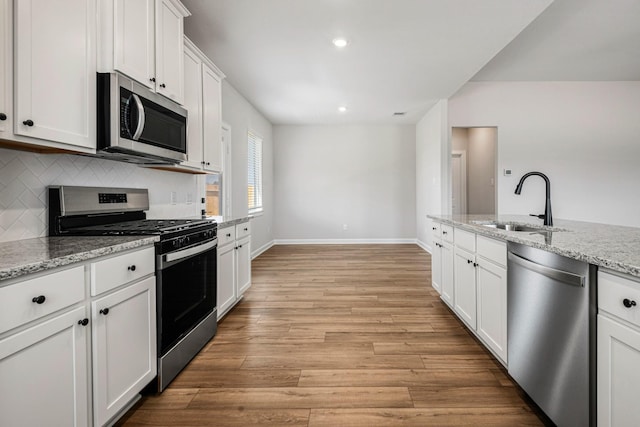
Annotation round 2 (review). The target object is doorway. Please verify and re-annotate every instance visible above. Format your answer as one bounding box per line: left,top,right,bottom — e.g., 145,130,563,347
451,127,497,215
452,151,467,214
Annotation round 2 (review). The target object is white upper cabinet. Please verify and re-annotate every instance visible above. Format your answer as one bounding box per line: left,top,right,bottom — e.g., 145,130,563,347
113,0,155,90
155,0,186,103
99,0,189,104
202,62,223,172
182,37,225,173
183,42,204,169
13,0,96,149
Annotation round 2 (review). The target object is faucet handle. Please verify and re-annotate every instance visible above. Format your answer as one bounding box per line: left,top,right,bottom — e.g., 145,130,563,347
529,214,545,220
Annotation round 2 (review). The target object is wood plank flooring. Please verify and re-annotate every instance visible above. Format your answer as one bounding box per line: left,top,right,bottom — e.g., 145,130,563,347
117,244,544,426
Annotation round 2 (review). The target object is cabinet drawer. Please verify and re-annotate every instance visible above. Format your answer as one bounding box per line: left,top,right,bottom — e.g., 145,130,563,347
431,222,442,236
90,247,155,296
454,228,476,252
477,235,507,267
218,226,236,247
441,225,454,243
0,266,85,335
236,222,251,239
599,271,640,329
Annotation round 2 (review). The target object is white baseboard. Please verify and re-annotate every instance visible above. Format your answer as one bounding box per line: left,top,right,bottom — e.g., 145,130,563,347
273,238,418,245
251,240,275,259
416,239,432,253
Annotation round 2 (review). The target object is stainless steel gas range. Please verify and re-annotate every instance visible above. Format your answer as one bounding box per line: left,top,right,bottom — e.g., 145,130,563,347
49,185,217,391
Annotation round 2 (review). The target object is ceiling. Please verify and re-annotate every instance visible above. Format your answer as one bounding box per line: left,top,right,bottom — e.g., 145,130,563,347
180,0,639,125
472,0,640,81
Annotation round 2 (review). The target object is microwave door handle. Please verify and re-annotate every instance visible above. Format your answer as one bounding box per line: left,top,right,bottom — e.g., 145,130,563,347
131,94,145,140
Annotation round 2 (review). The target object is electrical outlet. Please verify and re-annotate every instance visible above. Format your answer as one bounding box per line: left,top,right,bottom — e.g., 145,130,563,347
343,224,348,231
170,191,177,205
504,169,512,176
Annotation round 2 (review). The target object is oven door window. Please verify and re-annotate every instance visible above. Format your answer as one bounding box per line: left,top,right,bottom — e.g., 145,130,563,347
159,247,216,354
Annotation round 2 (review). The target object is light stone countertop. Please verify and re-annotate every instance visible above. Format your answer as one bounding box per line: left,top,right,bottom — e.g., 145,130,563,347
428,214,640,278
0,236,159,282
206,215,251,228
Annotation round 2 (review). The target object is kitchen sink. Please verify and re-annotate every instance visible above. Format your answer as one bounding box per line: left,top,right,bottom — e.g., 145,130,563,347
481,223,546,232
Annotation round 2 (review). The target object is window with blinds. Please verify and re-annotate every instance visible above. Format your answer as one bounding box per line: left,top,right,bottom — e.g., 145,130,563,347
247,130,263,213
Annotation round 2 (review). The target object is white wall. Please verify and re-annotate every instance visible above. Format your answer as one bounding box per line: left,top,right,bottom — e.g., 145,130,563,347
221,81,274,256
0,148,200,242
449,82,640,227
273,125,416,242
416,100,448,250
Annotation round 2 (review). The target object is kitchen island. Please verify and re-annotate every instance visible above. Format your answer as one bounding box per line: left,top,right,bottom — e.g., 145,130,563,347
428,214,640,278
429,214,640,426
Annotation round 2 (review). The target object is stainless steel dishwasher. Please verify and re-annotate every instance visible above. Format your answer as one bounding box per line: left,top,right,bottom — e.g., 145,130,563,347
507,242,596,427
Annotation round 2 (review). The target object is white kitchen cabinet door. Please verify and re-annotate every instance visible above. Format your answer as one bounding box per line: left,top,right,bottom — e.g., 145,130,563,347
454,247,477,329
431,240,442,294
0,306,89,427
236,235,252,296
217,242,236,319
598,314,640,427
183,42,204,169
0,0,9,136
113,0,155,89
476,259,507,362
92,276,156,427
155,0,186,104
441,241,454,306
202,62,222,172
14,0,96,149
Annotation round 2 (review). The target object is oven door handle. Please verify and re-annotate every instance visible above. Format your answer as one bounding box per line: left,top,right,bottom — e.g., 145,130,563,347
162,238,217,265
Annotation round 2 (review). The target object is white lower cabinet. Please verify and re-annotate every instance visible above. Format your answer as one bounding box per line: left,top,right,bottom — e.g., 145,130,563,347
440,242,454,306
431,221,507,365
598,271,640,427
217,221,252,319
476,255,507,362
0,306,90,427
217,238,237,317
431,239,442,294
92,276,156,427
0,244,156,427
454,246,477,329
236,235,252,296
430,222,454,306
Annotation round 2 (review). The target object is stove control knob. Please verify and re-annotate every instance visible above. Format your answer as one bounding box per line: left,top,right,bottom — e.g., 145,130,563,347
172,240,178,248
184,236,191,245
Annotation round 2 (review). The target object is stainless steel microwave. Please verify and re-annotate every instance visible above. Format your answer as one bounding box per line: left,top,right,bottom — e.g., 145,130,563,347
97,72,187,164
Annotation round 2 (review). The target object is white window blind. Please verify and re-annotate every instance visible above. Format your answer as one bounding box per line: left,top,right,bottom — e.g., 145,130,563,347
247,131,263,213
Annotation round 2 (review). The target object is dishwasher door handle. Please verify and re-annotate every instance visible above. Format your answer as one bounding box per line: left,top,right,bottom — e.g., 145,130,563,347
508,252,585,287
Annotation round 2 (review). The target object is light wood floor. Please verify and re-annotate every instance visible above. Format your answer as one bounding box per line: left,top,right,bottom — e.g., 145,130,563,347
117,244,544,426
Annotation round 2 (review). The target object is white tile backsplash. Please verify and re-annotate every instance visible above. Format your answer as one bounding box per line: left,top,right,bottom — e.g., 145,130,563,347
0,147,202,242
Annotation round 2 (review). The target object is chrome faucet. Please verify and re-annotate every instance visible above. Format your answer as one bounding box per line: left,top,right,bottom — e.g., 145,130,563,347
514,171,553,226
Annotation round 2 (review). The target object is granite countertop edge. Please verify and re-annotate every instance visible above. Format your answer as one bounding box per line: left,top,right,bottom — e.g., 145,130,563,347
0,236,159,282
215,216,251,228
427,215,640,279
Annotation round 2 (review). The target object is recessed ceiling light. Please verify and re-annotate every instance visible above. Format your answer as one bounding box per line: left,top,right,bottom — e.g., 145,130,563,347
332,38,349,48
338,106,348,113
